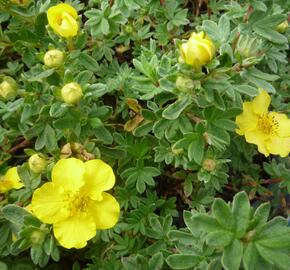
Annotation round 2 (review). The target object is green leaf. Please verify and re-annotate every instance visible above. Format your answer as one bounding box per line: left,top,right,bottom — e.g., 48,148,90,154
25,69,55,82
234,85,258,96
30,245,46,266
189,213,223,233
94,126,113,144
251,202,270,230
79,52,99,72
255,244,290,270
243,242,258,270
218,15,230,42
44,124,58,152
256,217,287,240
212,198,234,230
202,20,219,42
133,122,153,137
254,27,288,44
34,13,47,36
257,232,290,249
168,230,197,245
213,119,237,131
188,136,204,164
162,96,192,120
149,252,163,270
232,191,251,237
221,239,243,270
166,254,203,269
206,230,234,247
101,18,110,35
1,205,30,228
253,14,286,28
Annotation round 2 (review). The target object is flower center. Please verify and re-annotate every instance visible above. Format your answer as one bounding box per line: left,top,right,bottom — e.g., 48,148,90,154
65,192,89,216
257,114,279,135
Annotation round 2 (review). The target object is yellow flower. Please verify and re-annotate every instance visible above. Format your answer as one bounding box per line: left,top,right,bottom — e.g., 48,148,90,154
30,158,120,249
235,90,290,157
0,167,24,193
180,31,215,70
47,3,79,38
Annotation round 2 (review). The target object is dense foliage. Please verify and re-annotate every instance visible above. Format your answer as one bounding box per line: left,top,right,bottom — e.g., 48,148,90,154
0,0,289,269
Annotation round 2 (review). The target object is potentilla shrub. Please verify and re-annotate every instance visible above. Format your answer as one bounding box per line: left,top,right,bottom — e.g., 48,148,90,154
0,0,289,269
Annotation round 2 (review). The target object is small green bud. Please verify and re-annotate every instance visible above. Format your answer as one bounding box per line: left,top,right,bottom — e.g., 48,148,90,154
0,77,17,100
30,230,45,245
10,0,31,6
276,20,288,33
124,25,133,33
202,158,216,172
235,34,262,59
43,49,64,68
61,82,83,105
28,154,47,174
176,76,194,92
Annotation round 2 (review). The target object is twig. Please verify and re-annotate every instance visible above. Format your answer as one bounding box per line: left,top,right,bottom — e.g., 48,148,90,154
8,139,31,154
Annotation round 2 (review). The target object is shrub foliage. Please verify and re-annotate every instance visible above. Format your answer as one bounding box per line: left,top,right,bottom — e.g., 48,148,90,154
0,0,289,269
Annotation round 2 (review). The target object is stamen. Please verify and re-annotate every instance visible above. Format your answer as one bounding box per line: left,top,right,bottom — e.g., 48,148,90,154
257,114,279,135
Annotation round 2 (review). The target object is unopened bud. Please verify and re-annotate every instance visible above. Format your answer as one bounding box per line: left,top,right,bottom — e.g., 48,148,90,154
0,77,17,100
176,76,194,92
30,230,45,244
276,21,288,33
202,158,216,172
10,0,31,6
124,25,133,33
235,34,262,59
61,82,83,105
28,154,47,174
43,49,64,68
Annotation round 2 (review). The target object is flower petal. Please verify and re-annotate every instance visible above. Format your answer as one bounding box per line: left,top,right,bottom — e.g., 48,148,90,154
266,136,290,157
31,182,69,224
53,213,96,249
58,12,78,38
87,192,120,229
235,102,259,135
0,177,12,193
244,130,270,156
82,159,115,200
52,158,85,191
47,3,78,20
252,89,271,115
5,167,24,189
269,112,290,137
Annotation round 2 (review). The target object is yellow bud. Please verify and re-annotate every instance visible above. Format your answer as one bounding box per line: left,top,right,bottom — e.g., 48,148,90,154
10,0,31,6
180,31,215,70
0,77,17,100
202,159,217,172
43,49,64,68
61,82,83,105
28,154,47,174
276,20,288,33
176,76,194,92
47,3,79,38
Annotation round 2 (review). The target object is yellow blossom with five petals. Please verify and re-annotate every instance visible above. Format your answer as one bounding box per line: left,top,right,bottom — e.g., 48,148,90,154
0,167,24,193
47,3,79,38
235,90,290,157
30,158,120,249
